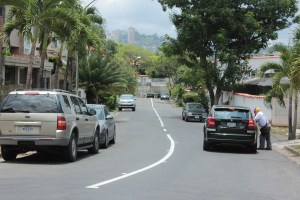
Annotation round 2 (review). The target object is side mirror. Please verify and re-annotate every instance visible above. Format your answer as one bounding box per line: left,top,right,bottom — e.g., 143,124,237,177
89,109,96,115
106,114,113,119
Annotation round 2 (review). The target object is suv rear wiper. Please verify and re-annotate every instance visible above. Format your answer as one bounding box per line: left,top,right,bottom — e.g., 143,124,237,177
230,116,243,119
15,110,30,113
1,108,30,113
1,108,15,113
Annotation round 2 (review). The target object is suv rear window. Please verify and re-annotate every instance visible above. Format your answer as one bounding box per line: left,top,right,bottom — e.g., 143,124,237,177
1,94,59,113
214,108,250,119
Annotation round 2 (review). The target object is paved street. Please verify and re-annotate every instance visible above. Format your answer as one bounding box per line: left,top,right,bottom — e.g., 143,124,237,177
0,98,300,200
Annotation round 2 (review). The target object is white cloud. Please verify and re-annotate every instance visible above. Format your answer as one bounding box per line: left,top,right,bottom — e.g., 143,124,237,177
82,0,298,44
85,0,175,36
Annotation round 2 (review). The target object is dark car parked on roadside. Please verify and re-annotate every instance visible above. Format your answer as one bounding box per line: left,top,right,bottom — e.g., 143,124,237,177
182,102,207,122
87,104,116,149
203,105,258,153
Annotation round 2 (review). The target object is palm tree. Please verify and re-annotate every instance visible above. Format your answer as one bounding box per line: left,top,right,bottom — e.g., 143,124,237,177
79,53,128,103
63,5,103,91
260,42,300,140
1,0,77,89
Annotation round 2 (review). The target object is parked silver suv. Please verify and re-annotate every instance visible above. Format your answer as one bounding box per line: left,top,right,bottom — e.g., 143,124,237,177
0,89,100,162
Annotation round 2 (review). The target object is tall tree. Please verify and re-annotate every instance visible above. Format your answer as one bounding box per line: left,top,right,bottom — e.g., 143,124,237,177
157,0,298,107
63,5,103,91
260,44,295,139
1,0,77,89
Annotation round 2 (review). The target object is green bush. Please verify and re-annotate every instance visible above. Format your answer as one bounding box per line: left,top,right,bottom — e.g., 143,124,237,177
183,92,199,103
183,91,209,112
105,94,117,110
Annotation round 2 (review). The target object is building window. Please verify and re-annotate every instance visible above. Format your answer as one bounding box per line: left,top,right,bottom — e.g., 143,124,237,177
19,67,27,84
5,66,16,85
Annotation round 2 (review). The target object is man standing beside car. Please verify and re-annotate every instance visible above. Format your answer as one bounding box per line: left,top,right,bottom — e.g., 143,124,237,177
254,107,272,150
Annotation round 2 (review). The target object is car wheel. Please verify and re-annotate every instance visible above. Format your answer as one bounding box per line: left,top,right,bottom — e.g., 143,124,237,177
1,145,17,161
132,107,136,111
185,116,189,122
100,131,108,149
203,140,210,151
118,107,122,111
110,127,116,144
249,144,257,154
64,133,77,162
182,114,184,120
88,129,100,154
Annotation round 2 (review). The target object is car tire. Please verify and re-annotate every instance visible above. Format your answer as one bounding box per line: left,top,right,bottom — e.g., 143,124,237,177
1,145,17,161
182,114,184,120
118,107,122,111
110,127,116,144
249,144,257,154
88,130,100,154
100,131,108,149
64,133,78,162
203,140,210,151
185,116,189,122
132,107,136,111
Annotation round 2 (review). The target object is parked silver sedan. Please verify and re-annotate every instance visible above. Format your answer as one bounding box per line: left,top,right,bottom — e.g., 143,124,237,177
87,104,116,149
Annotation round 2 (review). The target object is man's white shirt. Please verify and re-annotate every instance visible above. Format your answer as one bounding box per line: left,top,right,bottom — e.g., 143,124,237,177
254,111,268,127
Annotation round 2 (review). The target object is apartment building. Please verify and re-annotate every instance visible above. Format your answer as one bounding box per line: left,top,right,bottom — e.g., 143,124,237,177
128,27,135,44
0,6,54,99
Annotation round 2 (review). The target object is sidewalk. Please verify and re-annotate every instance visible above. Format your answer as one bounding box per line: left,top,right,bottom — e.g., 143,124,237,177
273,129,300,156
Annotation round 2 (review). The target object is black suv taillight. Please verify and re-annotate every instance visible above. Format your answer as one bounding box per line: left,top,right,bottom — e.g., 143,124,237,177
207,117,216,128
57,116,66,130
247,119,255,130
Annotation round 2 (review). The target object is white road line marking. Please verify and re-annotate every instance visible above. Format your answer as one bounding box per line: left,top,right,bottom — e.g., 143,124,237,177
86,134,175,189
151,99,164,127
86,99,175,189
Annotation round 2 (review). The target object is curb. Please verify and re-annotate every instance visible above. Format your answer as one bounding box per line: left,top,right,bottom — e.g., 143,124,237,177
284,146,300,157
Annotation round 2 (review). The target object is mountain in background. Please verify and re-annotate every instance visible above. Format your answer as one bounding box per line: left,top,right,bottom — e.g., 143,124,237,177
106,28,164,52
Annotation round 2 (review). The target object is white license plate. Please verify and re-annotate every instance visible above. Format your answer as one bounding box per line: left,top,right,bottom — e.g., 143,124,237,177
17,126,39,134
195,116,199,119
227,122,236,128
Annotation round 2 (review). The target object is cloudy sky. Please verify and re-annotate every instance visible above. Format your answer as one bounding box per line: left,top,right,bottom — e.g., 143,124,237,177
83,0,297,45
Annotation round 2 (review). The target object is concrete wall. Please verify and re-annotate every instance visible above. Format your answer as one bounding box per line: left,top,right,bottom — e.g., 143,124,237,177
221,92,300,127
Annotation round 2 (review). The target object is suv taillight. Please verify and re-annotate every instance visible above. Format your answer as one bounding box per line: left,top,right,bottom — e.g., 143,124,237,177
207,117,216,128
57,116,66,130
248,119,255,130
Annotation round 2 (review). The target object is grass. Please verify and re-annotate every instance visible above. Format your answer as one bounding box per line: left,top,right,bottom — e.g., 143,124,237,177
271,126,288,137
289,145,300,152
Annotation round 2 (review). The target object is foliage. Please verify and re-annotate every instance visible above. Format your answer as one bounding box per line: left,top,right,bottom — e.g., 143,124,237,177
114,44,154,75
157,0,298,106
183,93,200,103
182,91,209,112
79,52,129,103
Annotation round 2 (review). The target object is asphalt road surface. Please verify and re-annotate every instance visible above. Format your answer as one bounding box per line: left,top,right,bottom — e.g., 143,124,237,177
0,98,300,200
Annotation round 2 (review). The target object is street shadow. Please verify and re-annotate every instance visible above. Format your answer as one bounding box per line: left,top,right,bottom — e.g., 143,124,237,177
206,144,257,155
0,150,99,165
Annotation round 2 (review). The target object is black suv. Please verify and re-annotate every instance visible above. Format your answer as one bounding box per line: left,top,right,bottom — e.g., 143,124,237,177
203,105,258,153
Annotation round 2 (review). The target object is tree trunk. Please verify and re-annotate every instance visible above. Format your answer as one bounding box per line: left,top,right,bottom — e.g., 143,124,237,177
69,56,74,92
288,86,294,140
292,89,298,139
55,40,64,89
64,56,70,91
38,31,49,89
26,28,39,89
0,16,3,99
